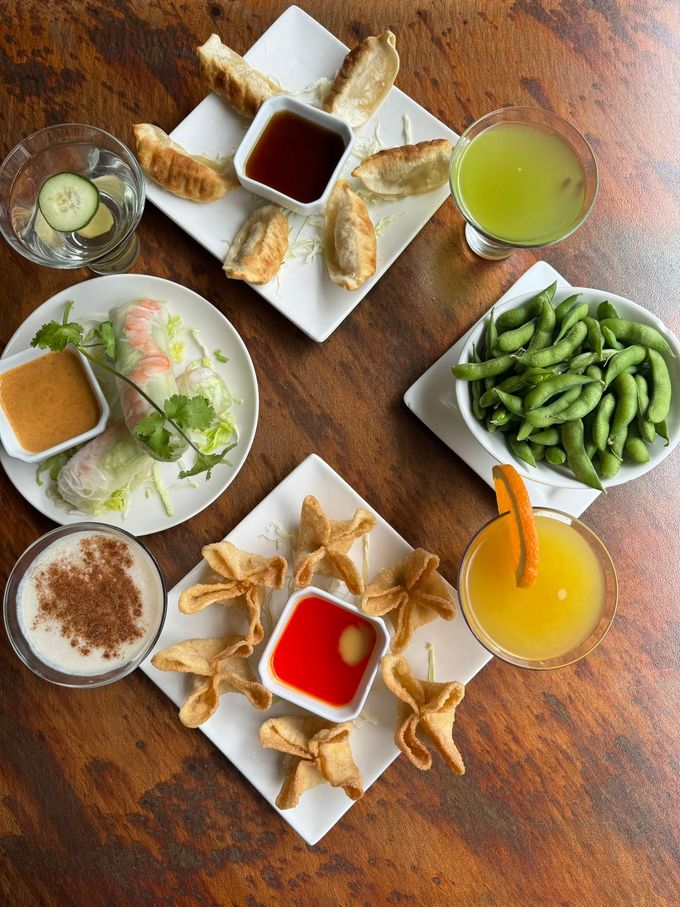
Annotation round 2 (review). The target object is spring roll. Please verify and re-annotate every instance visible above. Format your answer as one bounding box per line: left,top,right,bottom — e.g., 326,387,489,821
110,299,187,461
57,421,153,514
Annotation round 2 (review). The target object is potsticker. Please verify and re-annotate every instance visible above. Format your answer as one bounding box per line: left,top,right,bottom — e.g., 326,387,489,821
323,30,399,127
259,716,364,809
324,180,376,292
361,548,455,652
151,637,272,727
293,495,375,595
381,654,465,774
223,204,289,284
352,139,454,197
197,34,284,118
133,123,238,202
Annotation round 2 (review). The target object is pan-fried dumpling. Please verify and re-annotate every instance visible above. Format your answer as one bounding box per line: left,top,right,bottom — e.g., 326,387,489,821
324,180,376,292
223,204,289,284
323,31,399,128
352,139,453,197
133,123,238,202
197,34,283,118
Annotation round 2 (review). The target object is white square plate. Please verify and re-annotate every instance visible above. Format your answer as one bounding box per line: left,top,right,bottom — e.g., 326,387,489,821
140,453,491,844
144,5,459,342
404,262,601,517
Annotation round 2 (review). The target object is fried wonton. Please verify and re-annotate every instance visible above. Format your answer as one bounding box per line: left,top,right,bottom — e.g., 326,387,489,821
259,716,364,809
197,34,283,119
293,495,375,595
133,123,238,202
361,548,455,653
178,541,287,658
323,30,399,127
151,637,272,727
352,139,454,197
324,180,376,291
381,654,465,774
223,204,289,284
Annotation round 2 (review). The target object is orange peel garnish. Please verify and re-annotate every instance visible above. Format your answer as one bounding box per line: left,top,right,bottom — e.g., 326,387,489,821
492,464,539,588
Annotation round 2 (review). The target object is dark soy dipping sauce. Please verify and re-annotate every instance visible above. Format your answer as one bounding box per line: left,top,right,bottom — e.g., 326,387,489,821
246,111,346,203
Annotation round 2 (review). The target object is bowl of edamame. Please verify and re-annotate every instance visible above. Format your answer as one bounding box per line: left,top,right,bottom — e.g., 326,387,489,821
453,284,680,489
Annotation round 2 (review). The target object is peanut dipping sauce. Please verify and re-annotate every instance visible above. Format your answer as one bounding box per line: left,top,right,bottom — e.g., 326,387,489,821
0,350,100,452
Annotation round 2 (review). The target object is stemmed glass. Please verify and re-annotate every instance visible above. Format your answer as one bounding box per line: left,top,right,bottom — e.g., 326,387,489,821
449,107,598,260
0,123,145,274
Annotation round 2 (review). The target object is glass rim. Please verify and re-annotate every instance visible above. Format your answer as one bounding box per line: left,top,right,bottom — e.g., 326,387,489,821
456,507,618,670
3,521,167,688
449,105,599,250
0,122,146,268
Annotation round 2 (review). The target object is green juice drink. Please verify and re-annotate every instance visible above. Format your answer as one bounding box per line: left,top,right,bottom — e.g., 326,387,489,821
452,123,586,245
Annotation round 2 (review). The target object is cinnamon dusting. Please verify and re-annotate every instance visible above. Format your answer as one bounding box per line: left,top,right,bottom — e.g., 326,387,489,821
32,535,146,659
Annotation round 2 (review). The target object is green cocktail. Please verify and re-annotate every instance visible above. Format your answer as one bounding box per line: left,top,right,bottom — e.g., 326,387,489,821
450,107,598,260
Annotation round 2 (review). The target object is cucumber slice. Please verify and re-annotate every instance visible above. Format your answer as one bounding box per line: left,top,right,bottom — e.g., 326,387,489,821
77,202,114,238
38,172,100,233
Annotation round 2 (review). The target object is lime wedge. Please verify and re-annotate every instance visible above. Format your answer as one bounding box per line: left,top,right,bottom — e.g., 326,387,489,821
78,203,114,239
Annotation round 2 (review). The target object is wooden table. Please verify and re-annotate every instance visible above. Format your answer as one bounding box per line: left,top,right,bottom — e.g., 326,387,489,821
1,2,679,904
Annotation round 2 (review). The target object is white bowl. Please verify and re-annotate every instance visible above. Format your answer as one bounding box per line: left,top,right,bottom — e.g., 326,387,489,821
233,95,355,215
455,287,680,489
258,585,390,722
0,346,109,463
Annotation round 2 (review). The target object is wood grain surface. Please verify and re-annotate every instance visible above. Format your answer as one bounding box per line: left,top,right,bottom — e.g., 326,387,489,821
1,1,679,905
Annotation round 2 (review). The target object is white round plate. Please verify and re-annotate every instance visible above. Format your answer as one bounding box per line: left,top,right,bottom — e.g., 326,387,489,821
0,274,258,535
456,287,680,489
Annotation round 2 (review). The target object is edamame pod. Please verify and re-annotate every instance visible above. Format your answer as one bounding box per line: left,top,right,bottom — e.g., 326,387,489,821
490,407,513,427
495,389,525,416
507,435,536,467
519,321,588,368
599,318,675,357
624,425,650,463
545,446,567,465
634,374,656,444
556,302,589,342
656,420,670,445
597,300,620,320
646,348,672,423
523,384,583,428
452,354,516,381
552,369,605,423
593,393,616,452
526,299,556,352
599,449,621,480
601,325,624,350
561,419,604,490
609,371,638,440
496,281,557,332
603,344,646,387
529,442,545,461
584,316,604,359
527,427,560,445
553,293,582,322
495,319,537,353
569,351,600,373
524,373,592,411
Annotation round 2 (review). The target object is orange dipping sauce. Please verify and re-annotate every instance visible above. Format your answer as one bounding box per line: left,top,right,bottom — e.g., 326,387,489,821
271,595,378,706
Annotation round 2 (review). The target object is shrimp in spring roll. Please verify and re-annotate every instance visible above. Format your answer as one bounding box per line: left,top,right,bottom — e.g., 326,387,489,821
110,298,188,461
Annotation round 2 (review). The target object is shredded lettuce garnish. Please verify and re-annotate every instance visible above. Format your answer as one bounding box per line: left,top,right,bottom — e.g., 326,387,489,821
36,447,79,487
351,119,384,160
152,464,173,516
188,329,214,368
214,349,229,364
403,114,413,145
375,213,406,236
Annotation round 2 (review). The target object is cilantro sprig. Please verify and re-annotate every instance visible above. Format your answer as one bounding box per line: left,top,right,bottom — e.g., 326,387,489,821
31,307,235,481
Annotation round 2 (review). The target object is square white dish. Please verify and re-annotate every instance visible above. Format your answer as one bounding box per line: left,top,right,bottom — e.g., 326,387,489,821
140,453,491,844
404,262,602,517
143,5,459,342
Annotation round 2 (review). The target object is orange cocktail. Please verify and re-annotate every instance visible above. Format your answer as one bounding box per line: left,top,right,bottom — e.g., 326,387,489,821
458,508,618,669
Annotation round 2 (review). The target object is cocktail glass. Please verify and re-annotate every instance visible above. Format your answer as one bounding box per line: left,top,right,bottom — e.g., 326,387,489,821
0,124,145,274
457,508,617,669
449,107,598,260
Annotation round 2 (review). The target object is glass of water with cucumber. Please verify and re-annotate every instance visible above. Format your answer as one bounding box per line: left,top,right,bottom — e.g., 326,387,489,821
0,124,145,274
449,107,598,260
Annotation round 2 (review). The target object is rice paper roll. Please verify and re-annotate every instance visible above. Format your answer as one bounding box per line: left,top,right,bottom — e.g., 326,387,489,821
110,298,187,460
57,421,153,514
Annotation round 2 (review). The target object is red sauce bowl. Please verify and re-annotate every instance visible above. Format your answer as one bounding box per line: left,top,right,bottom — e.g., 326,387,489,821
258,586,390,721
